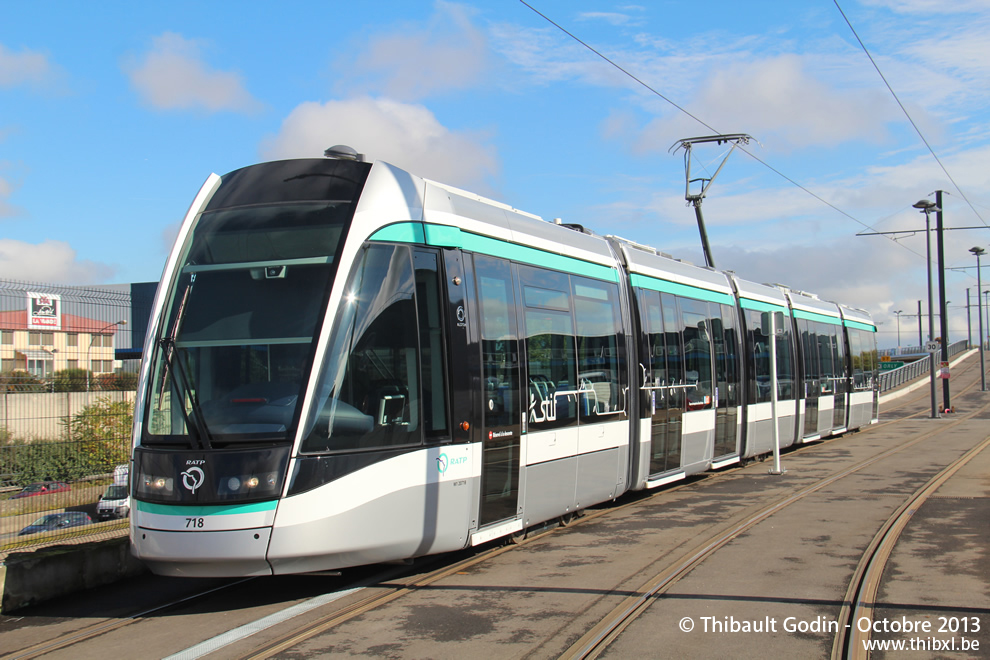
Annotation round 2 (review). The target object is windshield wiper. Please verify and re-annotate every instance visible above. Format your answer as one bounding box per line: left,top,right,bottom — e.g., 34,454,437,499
159,337,213,450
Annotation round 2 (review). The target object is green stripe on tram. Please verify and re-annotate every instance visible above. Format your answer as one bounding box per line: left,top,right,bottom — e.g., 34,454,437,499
629,273,734,305
792,308,843,326
136,500,278,517
844,319,877,332
369,221,619,283
739,297,788,313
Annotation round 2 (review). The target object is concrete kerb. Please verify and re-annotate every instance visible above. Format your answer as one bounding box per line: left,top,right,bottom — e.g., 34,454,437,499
0,536,148,613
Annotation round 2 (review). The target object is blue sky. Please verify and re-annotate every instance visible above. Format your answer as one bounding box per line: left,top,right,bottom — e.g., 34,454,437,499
3,1,990,348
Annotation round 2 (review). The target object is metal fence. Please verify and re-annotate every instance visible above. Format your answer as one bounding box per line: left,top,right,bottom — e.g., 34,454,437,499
878,339,970,392
1,280,140,558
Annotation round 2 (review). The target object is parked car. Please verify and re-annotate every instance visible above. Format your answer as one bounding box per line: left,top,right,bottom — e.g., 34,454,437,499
18,511,92,536
96,484,130,520
11,481,71,499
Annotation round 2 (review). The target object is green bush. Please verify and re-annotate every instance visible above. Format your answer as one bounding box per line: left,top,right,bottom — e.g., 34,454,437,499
6,440,95,483
0,370,46,393
51,368,93,392
62,397,133,476
0,398,134,485
96,371,138,391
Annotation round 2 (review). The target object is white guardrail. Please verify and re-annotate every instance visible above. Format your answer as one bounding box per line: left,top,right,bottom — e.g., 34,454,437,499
878,339,969,392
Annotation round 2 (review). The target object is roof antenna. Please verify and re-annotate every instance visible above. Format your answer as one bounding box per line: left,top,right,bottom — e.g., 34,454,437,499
324,145,365,162
670,134,754,269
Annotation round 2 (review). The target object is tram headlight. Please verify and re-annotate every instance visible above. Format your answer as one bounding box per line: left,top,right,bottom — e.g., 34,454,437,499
220,472,277,495
140,474,174,495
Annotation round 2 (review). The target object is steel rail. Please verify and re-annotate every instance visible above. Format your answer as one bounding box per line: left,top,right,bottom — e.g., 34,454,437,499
832,433,990,659
558,366,990,659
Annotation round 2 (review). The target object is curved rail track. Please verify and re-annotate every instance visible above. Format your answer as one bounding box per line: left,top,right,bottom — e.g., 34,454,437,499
3,354,984,660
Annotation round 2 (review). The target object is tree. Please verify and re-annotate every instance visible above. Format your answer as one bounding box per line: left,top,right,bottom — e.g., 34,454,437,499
62,397,133,475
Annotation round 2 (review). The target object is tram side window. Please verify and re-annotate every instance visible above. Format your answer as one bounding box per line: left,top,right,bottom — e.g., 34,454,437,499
799,319,821,393
642,290,668,389
414,250,449,437
817,322,836,394
661,294,686,411
573,277,626,421
718,304,741,407
864,330,878,388
476,256,519,429
679,298,713,410
851,328,877,390
302,244,424,453
775,314,796,401
744,309,772,404
849,329,864,389
833,325,848,395
521,267,577,431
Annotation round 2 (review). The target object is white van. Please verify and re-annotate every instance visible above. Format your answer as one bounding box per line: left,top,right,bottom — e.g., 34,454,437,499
96,464,130,521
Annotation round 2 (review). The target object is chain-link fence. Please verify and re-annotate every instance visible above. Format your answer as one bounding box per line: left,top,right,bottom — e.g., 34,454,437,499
0,279,146,558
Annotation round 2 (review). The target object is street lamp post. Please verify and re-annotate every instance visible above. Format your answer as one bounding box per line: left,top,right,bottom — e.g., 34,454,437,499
87,320,127,391
970,247,985,391
893,309,903,351
966,288,972,349
913,199,939,418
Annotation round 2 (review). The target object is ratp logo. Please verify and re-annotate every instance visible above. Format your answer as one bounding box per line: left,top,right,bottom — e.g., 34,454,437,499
437,453,449,475
181,466,205,494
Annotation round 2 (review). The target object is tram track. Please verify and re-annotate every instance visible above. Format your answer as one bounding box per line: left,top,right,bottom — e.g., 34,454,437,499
0,578,255,660
5,357,981,660
832,432,990,659
224,376,989,659
555,359,990,659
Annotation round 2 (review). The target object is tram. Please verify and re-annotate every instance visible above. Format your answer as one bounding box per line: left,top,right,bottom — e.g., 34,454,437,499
129,149,878,576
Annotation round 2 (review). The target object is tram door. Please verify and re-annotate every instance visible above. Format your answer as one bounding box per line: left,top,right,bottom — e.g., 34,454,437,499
713,304,740,457
472,255,521,527
640,291,684,475
832,326,848,428
800,320,821,437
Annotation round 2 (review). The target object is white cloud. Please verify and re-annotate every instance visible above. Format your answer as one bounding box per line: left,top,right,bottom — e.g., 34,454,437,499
0,43,55,90
0,174,23,218
861,0,990,12
337,1,489,101
124,32,262,113
623,55,900,155
576,11,645,27
0,239,114,283
260,97,498,190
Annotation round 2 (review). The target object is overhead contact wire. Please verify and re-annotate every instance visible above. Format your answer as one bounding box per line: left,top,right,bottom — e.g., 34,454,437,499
518,1,926,261
833,0,989,230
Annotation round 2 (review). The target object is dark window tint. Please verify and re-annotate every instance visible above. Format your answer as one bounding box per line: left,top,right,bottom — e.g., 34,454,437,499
717,303,741,407
414,250,449,437
521,267,577,431
476,256,520,429
573,277,626,421
679,298,713,410
302,244,421,452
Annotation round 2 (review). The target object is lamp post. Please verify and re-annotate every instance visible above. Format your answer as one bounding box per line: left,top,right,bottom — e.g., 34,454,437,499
913,199,939,418
985,289,990,351
87,320,127,391
893,309,903,351
970,247,985,391
966,288,972,349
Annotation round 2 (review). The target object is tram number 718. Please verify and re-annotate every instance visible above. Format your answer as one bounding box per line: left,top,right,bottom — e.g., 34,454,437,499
185,517,206,529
